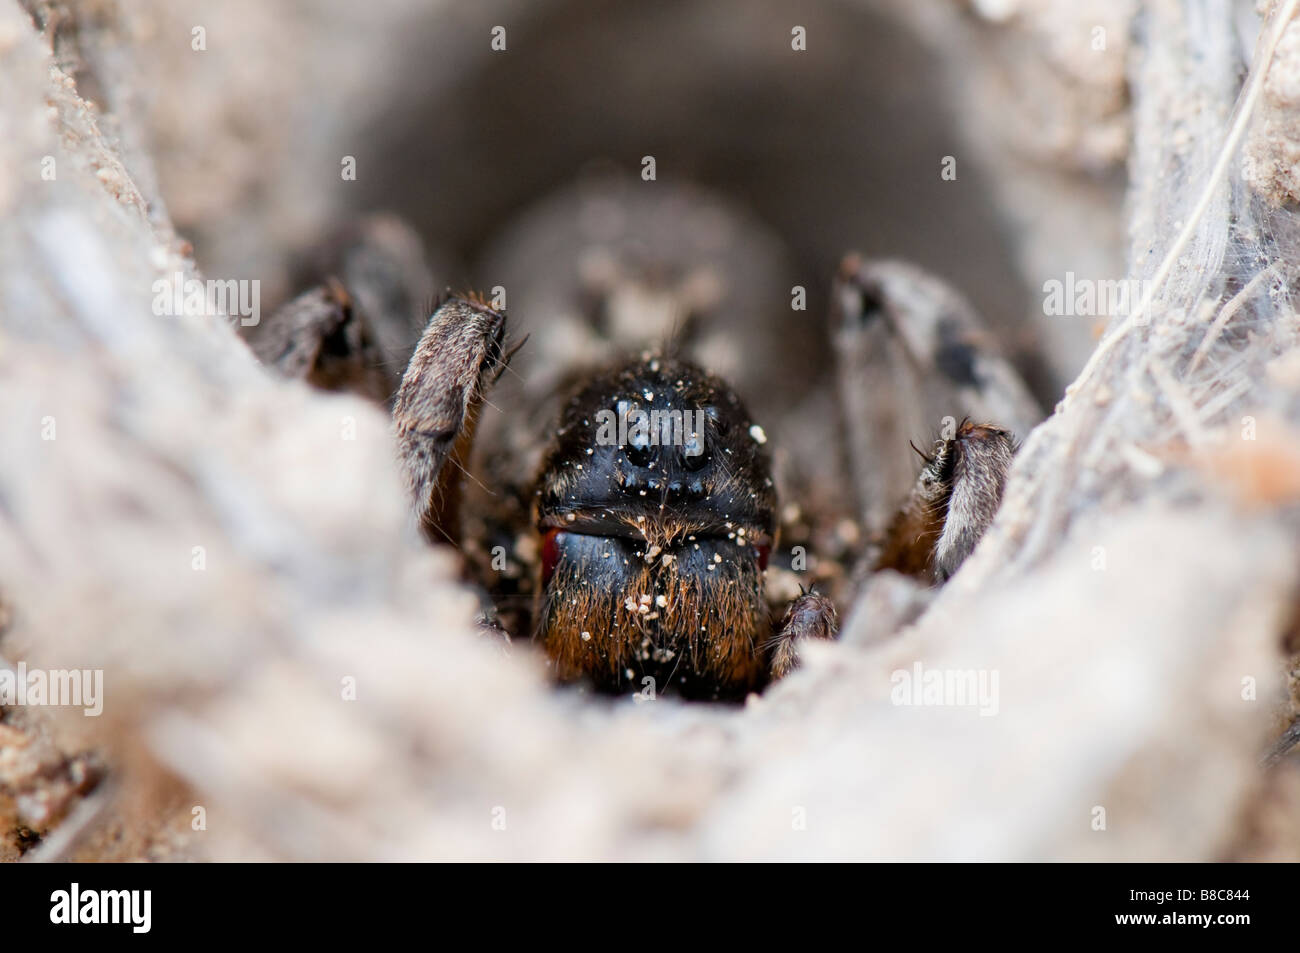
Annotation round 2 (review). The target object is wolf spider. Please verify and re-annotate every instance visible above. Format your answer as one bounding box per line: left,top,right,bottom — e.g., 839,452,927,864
246,215,1041,701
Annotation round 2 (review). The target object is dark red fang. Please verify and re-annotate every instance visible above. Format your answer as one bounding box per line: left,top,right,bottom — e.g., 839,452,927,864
541,528,563,586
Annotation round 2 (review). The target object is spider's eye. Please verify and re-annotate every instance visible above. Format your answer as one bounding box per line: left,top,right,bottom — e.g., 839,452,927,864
625,428,654,468
541,528,563,587
756,543,771,571
679,428,708,471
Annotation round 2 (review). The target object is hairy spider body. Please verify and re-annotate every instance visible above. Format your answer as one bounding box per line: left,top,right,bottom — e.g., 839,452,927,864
533,356,778,699
249,211,1043,701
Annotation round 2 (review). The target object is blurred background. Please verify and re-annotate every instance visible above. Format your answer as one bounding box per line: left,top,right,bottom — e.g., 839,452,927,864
13,0,1296,865
100,0,1132,404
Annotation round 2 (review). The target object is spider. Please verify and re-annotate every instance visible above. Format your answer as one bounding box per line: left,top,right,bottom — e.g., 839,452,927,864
246,210,1042,701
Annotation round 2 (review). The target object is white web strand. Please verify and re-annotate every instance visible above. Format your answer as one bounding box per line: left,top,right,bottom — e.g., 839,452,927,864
1069,0,1300,398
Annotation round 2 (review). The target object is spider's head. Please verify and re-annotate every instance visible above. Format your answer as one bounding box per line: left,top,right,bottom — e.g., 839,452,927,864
531,354,777,698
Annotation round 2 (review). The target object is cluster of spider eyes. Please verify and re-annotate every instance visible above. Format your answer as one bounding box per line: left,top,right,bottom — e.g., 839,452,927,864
600,397,718,471
623,432,708,470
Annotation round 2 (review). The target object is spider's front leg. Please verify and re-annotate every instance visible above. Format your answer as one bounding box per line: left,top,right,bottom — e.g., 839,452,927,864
392,294,515,545
831,255,1038,584
243,214,440,403
875,421,1017,583
246,277,395,403
766,588,838,681
830,255,1041,540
